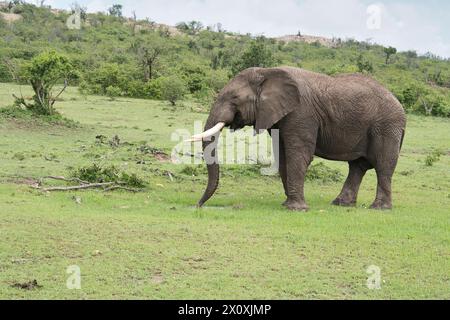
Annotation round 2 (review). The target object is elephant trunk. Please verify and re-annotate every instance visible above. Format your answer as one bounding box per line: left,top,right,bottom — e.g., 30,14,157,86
198,118,221,207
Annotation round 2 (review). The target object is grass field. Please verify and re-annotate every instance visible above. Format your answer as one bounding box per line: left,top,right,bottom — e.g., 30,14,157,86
0,83,449,299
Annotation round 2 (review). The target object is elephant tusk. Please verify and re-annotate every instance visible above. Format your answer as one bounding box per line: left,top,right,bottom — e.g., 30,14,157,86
185,122,225,142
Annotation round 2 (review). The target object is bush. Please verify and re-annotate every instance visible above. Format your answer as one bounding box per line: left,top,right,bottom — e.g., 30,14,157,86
205,69,229,92
356,54,374,74
397,83,428,112
416,92,450,117
0,61,13,83
178,62,208,93
0,105,79,127
106,85,121,100
71,164,146,188
306,163,343,183
194,86,216,108
232,37,275,75
78,80,89,97
84,63,129,95
160,75,187,106
424,149,444,166
144,78,163,100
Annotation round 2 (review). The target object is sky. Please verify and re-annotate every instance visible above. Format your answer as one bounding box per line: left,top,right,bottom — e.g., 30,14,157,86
37,0,450,58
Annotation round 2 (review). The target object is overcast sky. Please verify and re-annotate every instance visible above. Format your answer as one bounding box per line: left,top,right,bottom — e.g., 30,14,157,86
41,0,450,58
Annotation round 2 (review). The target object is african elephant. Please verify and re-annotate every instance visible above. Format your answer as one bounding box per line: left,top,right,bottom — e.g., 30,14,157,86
189,67,406,211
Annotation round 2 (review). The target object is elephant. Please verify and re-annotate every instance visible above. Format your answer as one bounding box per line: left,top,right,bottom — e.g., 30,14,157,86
189,67,406,211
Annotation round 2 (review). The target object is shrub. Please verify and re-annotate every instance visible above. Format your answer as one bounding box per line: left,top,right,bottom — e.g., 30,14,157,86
71,164,146,188
416,92,450,117
178,62,208,93
160,75,187,106
194,86,216,108
78,80,89,97
0,105,79,127
399,83,428,112
106,85,121,100
144,78,163,100
424,149,444,166
356,54,374,74
232,37,274,75
205,69,229,92
306,163,343,183
84,63,129,95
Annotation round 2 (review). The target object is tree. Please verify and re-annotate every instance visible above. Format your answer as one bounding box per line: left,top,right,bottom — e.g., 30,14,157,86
160,75,187,106
384,46,397,64
175,21,204,35
405,50,418,69
84,63,125,95
70,2,87,22
232,37,274,75
132,36,167,81
19,51,74,115
108,4,122,17
357,54,374,73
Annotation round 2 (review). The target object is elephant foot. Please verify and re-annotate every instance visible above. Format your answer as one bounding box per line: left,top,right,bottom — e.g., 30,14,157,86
370,200,392,210
283,200,309,212
331,198,356,207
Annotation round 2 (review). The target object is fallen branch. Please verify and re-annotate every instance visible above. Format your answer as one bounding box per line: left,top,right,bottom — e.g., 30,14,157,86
103,186,143,192
39,176,89,185
33,182,115,192
31,175,145,193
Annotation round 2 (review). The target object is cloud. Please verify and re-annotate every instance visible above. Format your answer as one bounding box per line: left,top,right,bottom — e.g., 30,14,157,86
41,0,450,57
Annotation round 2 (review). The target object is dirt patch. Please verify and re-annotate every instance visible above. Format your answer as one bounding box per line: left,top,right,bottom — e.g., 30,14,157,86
151,274,165,285
138,144,170,162
154,152,170,162
11,280,42,290
8,177,39,187
0,12,23,23
276,34,339,47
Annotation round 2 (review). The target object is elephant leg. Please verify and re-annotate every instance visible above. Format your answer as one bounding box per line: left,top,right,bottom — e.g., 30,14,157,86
371,172,394,210
270,129,288,204
278,139,289,204
282,135,316,212
332,158,371,207
368,134,402,210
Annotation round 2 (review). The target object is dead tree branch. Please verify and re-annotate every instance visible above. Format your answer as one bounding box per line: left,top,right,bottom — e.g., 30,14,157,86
33,182,115,192
31,176,145,193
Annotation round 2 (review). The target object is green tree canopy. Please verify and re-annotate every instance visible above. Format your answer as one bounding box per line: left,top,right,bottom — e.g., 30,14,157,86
232,37,275,75
20,50,74,115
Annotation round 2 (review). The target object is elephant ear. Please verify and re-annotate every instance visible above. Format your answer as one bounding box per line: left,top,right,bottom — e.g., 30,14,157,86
254,68,300,131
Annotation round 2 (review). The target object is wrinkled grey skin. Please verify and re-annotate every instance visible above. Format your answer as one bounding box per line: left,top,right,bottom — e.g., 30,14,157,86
199,67,406,211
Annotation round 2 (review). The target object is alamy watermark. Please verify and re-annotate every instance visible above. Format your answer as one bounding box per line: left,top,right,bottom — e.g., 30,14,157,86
66,265,81,290
366,265,382,290
170,121,280,175
366,4,382,30
66,8,81,30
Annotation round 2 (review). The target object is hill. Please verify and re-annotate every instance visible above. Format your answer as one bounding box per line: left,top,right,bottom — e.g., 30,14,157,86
0,1,449,117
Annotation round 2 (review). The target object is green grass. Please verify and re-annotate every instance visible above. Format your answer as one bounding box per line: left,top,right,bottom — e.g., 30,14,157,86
0,83,449,299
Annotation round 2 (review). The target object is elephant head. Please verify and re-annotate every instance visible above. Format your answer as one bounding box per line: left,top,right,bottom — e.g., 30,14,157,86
189,67,302,207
